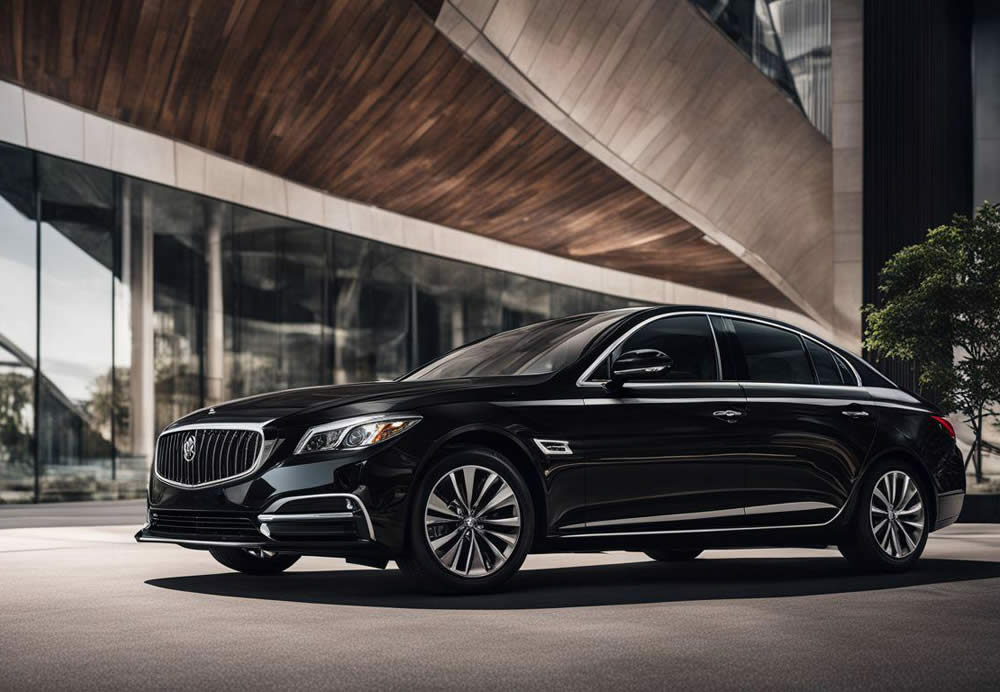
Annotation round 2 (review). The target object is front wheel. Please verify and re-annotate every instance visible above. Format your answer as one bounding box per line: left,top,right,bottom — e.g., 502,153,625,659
398,447,534,594
209,547,300,575
838,460,929,572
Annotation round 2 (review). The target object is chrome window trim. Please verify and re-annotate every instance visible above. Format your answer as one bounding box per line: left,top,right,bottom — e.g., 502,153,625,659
153,421,274,490
578,311,719,387
293,413,421,455
580,395,929,412
706,314,724,380
577,310,862,388
259,493,375,540
723,314,863,386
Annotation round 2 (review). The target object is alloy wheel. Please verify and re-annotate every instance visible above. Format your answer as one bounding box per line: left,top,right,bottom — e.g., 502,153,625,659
423,464,521,578
869,470,925,559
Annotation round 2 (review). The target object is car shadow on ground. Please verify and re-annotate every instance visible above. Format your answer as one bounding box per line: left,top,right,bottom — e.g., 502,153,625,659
145,556,1000,609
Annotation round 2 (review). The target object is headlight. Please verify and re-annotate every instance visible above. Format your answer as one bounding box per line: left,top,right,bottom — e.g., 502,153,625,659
294,414,421,454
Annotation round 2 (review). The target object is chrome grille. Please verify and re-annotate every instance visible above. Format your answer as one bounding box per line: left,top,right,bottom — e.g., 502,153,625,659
155,428,263,487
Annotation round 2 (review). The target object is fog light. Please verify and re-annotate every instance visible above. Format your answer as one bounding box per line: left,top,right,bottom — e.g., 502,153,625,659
259,522,271,538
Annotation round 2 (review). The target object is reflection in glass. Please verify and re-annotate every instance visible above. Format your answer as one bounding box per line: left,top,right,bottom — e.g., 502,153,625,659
331,235,411,383
0,144,36,501
412,254,502,368
2,143,653,501
501,274,551,330
37,156,114,500
690,0,831,138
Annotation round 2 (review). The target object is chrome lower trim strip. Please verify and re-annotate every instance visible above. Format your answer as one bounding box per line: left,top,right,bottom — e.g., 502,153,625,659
137,536,265,548
745,501,839,515
563,501,838,530
259,493,375,540
564,506,745,530
560,502,848,538
257,512,356,521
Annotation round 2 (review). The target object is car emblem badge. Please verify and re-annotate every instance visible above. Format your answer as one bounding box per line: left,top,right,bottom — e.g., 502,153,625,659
208,407,216,415
182,434,197,463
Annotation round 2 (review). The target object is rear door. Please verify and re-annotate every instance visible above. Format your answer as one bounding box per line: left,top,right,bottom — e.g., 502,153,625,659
712,316,878,527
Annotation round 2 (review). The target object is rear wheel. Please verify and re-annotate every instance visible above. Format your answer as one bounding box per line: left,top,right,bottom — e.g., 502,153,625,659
208,547,300,575
398,447,534,594
644,548,703,562
838,460,929,572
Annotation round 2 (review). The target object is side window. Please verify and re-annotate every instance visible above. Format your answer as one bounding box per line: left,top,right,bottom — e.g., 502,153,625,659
805,339,853,385
833,351,857,385
612,314,719,381
731,320,814,384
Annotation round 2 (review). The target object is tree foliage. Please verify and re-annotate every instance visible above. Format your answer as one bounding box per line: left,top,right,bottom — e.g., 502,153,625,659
863,202,1000,482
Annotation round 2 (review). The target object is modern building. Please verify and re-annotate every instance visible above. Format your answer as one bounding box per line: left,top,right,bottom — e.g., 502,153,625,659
0,0,994,502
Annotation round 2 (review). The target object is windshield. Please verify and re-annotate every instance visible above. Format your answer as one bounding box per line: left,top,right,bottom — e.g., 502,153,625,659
404,310,635,381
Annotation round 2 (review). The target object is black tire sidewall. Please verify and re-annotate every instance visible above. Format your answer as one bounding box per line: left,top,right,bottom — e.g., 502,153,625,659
403,447,535,594
848,459,931,571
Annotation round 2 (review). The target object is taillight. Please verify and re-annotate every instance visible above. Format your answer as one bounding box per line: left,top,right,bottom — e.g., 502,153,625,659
930,415,955,440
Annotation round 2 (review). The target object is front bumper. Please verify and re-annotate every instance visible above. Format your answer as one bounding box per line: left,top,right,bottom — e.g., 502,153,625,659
136,433,421,557
135,491,384,556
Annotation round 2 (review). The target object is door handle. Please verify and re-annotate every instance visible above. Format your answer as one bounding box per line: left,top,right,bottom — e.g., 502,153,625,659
713,409,745,422
841,409,870,418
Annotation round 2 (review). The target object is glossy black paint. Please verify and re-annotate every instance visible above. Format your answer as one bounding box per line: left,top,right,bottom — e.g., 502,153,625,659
137,306,966,560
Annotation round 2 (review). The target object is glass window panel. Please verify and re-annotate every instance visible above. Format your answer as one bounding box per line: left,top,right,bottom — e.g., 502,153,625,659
0,144,36,501
731,319,814,384
135,182,215,432
616,314,719,382
501,275,551,330
804,338,846,385
407,311,627,381
226,207,282,398
278,226,331,389
37,155,114,499
330,234,412,383
412,254,498,367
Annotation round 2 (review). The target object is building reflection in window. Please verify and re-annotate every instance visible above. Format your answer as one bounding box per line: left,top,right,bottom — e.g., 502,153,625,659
0,144,643,501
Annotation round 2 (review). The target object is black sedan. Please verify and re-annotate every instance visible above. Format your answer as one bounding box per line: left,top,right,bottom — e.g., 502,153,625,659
137,306,966,593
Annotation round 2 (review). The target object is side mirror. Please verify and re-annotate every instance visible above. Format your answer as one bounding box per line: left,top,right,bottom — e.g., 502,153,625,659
609,349,673,387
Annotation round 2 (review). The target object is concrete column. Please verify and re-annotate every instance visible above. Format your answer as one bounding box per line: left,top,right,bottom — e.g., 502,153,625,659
204,203,225,403
129,185,155,464
831,0,864,351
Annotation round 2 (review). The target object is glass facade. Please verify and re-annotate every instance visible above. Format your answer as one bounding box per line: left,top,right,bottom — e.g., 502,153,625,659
691,0,831,139
0,142,645,502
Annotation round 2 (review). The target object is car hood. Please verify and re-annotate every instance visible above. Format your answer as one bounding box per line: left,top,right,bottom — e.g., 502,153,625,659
167,376,535,428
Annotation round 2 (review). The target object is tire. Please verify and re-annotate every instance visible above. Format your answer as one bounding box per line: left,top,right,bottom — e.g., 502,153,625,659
398,446,535,594
644,548,703,562
838,459,930,572
208,547,300,575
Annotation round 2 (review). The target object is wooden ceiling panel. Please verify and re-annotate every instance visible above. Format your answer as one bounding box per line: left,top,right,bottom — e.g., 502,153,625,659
0,0,794,309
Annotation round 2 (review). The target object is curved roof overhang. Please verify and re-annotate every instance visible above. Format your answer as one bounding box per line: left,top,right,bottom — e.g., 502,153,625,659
0,0,831,316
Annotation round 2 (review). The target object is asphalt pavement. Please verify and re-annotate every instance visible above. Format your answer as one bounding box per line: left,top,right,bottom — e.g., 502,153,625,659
1,504,999,691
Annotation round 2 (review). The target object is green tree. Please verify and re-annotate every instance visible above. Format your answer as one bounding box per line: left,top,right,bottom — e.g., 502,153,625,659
863,202,1000,483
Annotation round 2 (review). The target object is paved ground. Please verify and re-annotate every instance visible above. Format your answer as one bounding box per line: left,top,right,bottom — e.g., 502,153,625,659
1,509,999,691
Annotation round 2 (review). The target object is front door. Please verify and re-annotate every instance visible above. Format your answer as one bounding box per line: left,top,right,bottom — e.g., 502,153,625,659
571,313,752,534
